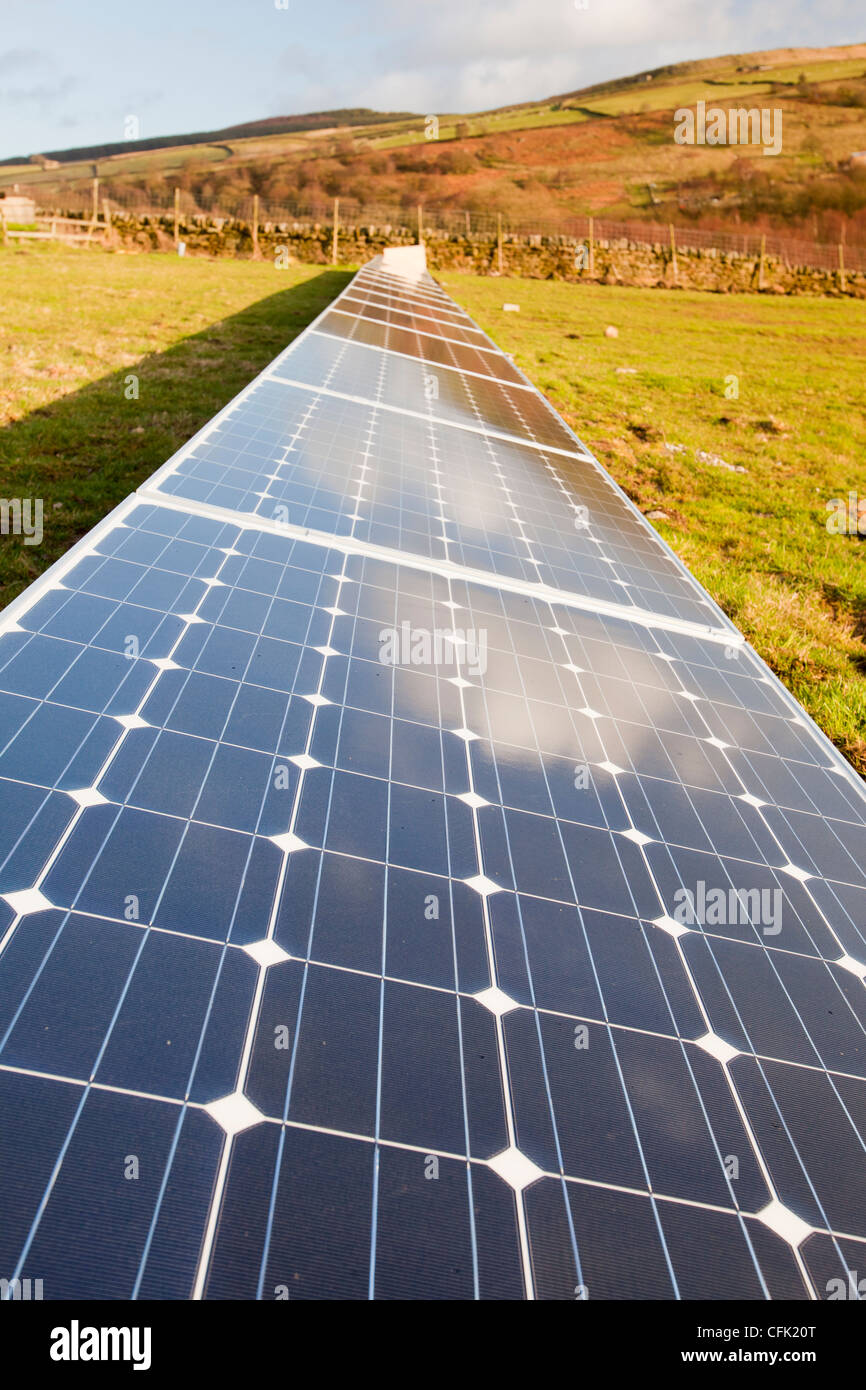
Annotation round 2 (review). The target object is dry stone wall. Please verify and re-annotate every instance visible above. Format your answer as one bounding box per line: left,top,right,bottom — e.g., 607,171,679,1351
95,213,865,297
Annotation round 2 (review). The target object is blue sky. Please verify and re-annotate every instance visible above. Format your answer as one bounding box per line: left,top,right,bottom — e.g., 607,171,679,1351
0,0,863,158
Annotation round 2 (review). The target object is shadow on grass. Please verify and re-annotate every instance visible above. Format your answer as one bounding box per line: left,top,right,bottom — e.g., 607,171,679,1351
0,267,353,609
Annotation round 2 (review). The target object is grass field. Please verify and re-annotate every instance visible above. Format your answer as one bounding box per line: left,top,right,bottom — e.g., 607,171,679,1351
1,243,864,774
0,242,348,595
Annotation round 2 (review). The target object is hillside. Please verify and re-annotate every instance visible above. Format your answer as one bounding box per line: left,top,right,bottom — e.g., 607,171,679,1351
4,43,866,242
0,110,419,168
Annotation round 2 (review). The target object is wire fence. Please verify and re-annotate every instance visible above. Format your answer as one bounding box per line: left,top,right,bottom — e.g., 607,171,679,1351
28,185,866,274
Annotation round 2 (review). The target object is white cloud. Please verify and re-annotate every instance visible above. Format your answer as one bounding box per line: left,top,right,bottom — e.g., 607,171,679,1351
292,0,865,115
0,48,48,76
357,0,741,110
0,75,76,108
4,0,866,157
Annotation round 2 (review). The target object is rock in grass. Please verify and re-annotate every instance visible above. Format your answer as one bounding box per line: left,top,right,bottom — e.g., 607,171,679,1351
646,509,669,520
696,448,747,474
604,325,619,338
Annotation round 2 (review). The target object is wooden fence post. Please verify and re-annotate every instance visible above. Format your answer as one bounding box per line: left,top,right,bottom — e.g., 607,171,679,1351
588,215,594,276
839,231,846,292
669,223,678,284
91,178,99,225
0,210,6,248
497,212,503,274
417,203,423,245
332,198,339,264
758,233,766,290
173,187,180,245
252,194,260,258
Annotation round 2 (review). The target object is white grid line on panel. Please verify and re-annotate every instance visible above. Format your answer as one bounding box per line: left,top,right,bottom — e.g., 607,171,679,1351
1,517,861,1295
347,263,863,803
308,326,536,392
142,250,740,644
534,604,862,1288
6,1060,865,1254
265,370,594,461
343,284,478,326
457,586,769,1295
135,486,740,647
2,256,866,1303
337,294,495,344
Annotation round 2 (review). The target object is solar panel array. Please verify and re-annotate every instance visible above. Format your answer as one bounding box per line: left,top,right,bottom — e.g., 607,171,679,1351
1,252,865,1301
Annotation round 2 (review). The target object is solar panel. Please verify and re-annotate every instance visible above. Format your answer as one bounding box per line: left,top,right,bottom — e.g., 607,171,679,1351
338,292,494,345
315,309,530,386
145,380,724,626
1,249,865,1303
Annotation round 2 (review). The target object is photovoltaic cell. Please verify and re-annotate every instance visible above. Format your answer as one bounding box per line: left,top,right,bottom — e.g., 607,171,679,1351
344,278,476,316
1,253,865,1302
314,309,529,386
270,333,581,454
147,377,721,626
338,292,494,345
354,264,463,305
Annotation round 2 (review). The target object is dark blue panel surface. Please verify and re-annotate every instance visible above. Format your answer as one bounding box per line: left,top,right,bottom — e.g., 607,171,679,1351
1,256,865,1304
151,375,724,626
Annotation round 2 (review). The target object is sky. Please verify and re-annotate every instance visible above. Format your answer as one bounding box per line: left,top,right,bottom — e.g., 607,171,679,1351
0,0,863,158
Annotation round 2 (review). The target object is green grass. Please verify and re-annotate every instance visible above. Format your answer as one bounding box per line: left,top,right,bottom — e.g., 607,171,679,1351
1,242,864,775
0,242,351,601
581,77,776,117
441,271,866,774
371,108,590,149
759,58,866,85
